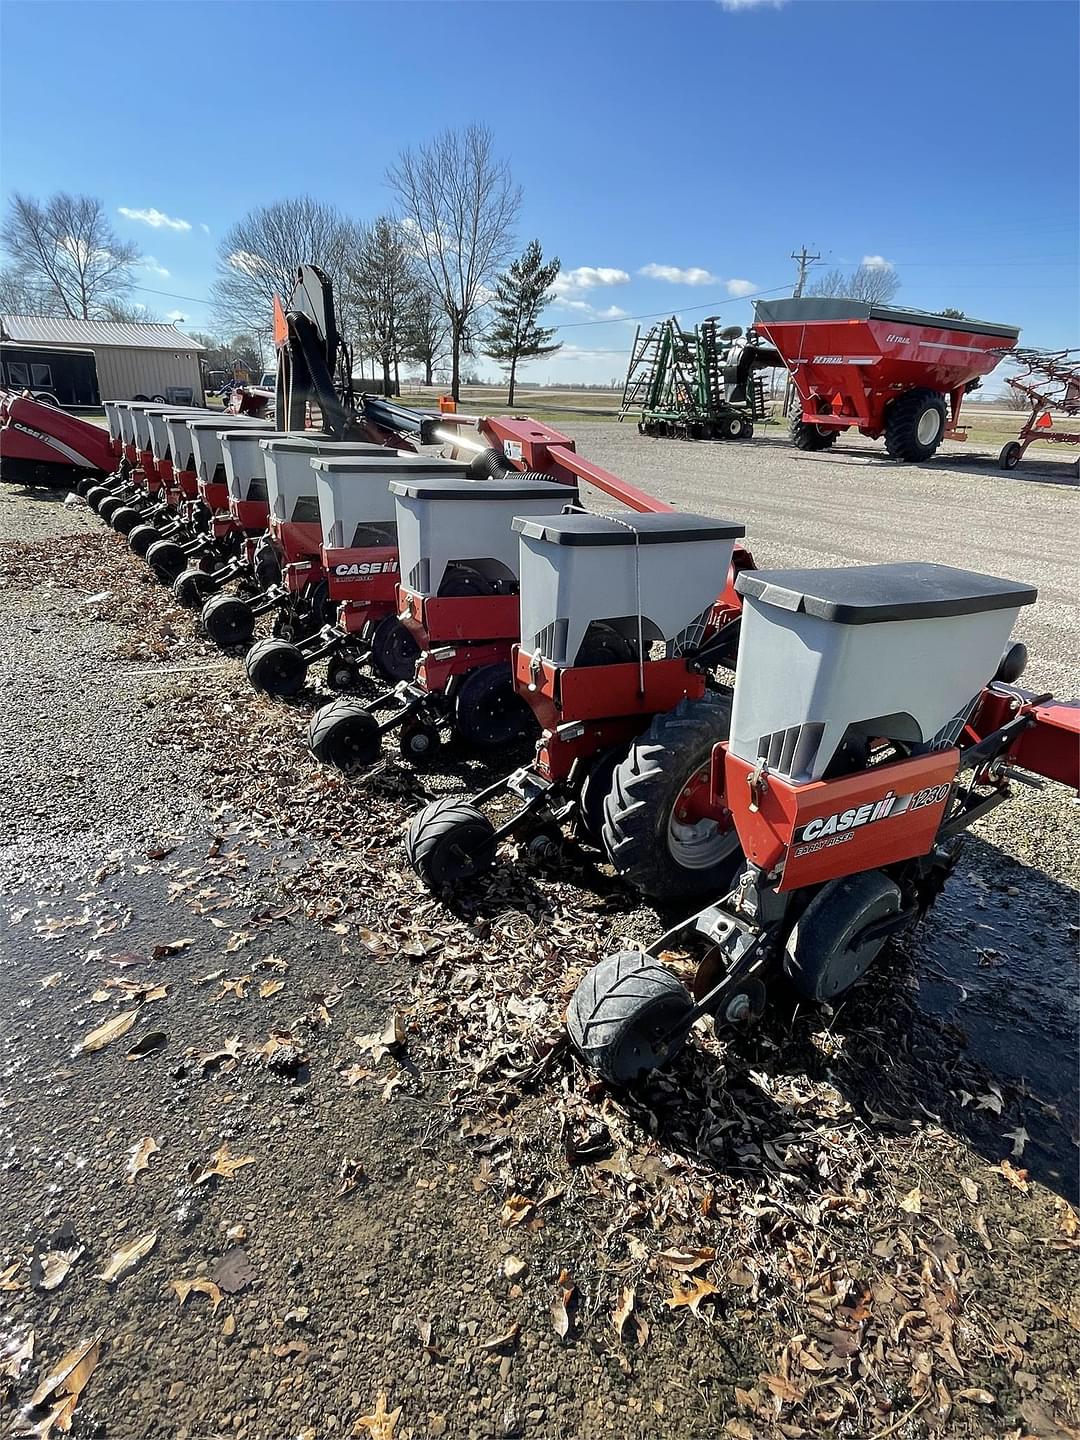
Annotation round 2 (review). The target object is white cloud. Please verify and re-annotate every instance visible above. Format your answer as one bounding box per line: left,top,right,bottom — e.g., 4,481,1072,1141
552,297,596,314
717,0,785,10
725,278,758,297
596,305,629,320
640,263,719,286
200,223,210,235
551,266,630,300
862,255,894,271
166,310,186,322
118,206,192,232
141,257,170,279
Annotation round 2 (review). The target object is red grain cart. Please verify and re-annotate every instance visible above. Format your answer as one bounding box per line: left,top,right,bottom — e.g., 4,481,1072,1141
753,298,1019,462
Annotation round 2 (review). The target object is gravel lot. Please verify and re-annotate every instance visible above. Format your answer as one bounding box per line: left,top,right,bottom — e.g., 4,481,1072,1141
0,433,1077,1440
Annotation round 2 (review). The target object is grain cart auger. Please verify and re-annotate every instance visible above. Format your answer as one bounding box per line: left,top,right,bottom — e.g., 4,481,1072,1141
403,507,750,899
565,561,1079,1085
753,298,1020,462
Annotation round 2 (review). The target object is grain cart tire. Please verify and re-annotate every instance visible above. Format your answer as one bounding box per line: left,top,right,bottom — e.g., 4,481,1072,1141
789,400,838,452
369,615,420,684
173,567,216,608
783,870,902,1003
602,691,743,901
567,950,693,1085
884,388,947,462
246,637,308,697
127,522,160,558
111,505,143,536
201,593,255,649
453,663,535,750
998,441,1022,470
308,698,381,771
146,538,187,584
405,798,497,892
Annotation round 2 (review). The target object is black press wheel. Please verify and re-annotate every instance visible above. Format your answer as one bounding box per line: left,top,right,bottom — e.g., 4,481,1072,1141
883,388,947,462
789,396,839,452
998,441,1023,470
145,538,187,584
602,691,743,902
404,797,497,892
399,718,442,764
127,522,160,558
574,621,638,668
783,870,903,1003
111,504,143,536
308,698,381,772
173,567,217,607
453,662,535,750
245,636,308,697
98,495,124,524
85,484,111,512
201,592,256,649
369,615,420,684
567,950,694,1086
326,656,363,692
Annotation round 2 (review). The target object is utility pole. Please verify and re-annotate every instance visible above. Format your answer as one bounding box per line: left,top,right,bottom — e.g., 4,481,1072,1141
790,246,820,298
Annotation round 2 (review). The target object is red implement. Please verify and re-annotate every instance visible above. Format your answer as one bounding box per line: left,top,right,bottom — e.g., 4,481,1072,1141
0,392,114,487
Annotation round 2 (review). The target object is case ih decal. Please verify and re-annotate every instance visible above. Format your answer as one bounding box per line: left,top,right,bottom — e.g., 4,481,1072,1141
793,781,953,849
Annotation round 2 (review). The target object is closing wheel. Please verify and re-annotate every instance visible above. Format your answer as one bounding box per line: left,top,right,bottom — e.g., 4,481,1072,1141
245,637,308,697
884,388,947,462
574,622,637,668
567,951,694,1085
173,567,216,607
404,797,497,892
145,538,187,584
98,494,123,523
85,485,110,511
453,663,535,750
127,522,160,558
308,698,381,772
111,504,143,535
369,615,420,684
602,691,744,901
399,718,441,764
201,592,255,649
998,441,1022,470
789,397,839,452
783,870,903,1003
326,656,363,692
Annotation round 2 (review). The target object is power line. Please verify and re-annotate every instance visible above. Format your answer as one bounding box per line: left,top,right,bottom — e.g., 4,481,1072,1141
790,245,821,298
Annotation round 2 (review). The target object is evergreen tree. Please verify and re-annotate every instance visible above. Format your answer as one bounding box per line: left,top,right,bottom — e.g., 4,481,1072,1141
484,240,561,405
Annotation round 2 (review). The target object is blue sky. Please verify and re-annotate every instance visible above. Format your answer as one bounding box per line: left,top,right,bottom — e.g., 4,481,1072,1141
1,0,1077,386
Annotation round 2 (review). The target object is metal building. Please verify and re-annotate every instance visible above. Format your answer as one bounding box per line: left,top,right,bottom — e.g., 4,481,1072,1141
0,315,205,403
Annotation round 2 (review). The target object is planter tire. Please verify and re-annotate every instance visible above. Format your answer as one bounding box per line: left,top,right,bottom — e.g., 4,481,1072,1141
567,950,693,1085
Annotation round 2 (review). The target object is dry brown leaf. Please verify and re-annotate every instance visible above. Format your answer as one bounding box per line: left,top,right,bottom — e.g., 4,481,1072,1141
171,1278,223,1312
31,1245,83,1293
211,975,251,1002
340,1064,373,1087
75,1009,139,1055
960,1177,979,1204
499,1194,535,1227
1,1329,34,1380
125,1137,160,1185
0,1260,24,1291
612,1285,649,1348
40,973,62,989
957,1387,996,1405
193,1143,255,1185
252,955,289,973
221,1314,236,1337
98,1232,157,1283
899,1185,923,1214
477,1322,520,1353
152,938,195,958
27,1335,100,1409
1055,1197,1079,1239
355,1392,402,1440
666,1277,721,1316
258,979,285,999
761,1373,806,1405
551,1268,577,1339
355,1012,406,1063
994,1159,1030,1193
657,1246,717,1273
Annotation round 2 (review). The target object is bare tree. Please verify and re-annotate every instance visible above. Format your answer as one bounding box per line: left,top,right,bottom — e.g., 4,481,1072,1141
809,263,900,305
0,264,60,316
1,192,140,318
211,197,358,337
343,217,417,396
387,125,520,400
400,285,448,387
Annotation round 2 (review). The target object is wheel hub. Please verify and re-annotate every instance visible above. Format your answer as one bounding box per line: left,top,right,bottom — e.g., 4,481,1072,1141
667,764,738,870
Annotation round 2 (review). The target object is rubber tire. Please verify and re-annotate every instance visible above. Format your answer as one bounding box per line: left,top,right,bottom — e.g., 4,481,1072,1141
127,522,160,558
738,417,754,440
567,950,694,1086
369,615,420,684
884,388,947,462
111,505,143,536
85,485,110,511
602,691,743,902
783,870,902,1003
577,745,627,847
245,636,308,697
308,698,381,771
721,414,742,440
146,538,187,584
404,797,497,892
326,656,362,692
202,593,256,649
789,400,839,452
453,663,534,750
174,567,217,607
998,441,1022,470
575,622,637,668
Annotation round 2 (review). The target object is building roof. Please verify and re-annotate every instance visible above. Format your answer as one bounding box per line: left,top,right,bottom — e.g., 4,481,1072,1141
0,315,204,352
